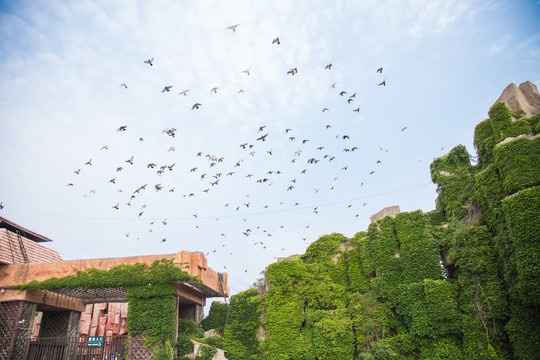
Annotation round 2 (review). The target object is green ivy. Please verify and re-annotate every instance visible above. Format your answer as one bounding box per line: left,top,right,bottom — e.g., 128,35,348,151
14,259,198,357
223,288,262,360
494,135,540,194
201,301,229,334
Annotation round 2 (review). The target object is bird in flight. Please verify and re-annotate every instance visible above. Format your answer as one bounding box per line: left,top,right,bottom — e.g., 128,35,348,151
120,83,128,89
330,82,337,88
257,134,268,141
211,87,219,93
178,89,190,96
272,37,280,45
117,126,127,132
162,86,173,93
401,126,408,131
144,57,154,66
125,156,134,165
322,108,329,112
378,79,386,86
242,67,251,76
227,24,240,32
192,103,202,110
339,91,347,96
325,63,332,70
287,68,298,76
100,145,109,150
376,67,383,73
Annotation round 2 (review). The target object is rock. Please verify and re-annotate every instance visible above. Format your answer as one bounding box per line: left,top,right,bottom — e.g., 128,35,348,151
496,81,540,118
370,205,401,223
204,329,218,338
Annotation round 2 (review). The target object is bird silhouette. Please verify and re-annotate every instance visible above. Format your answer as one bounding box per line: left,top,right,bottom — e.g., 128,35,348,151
325,63,332,70
211,87,219,93
242,67,251,76
192,103,202,110
378,79,386,86
144,57,154,66
322,108,329,112
120,83,128,89
287,68,298,75
401,126,408,131
161,86,172,92
272,37,280,45
376,67,383,73
117,126,127,132
227,24,240,32
178,89,190,96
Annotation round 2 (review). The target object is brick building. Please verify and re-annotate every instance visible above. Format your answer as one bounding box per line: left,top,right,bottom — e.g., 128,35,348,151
0,215,229,359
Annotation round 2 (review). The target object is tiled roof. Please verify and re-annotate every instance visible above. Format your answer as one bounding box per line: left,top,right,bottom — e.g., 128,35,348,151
0,215,53,242
0,228,62,264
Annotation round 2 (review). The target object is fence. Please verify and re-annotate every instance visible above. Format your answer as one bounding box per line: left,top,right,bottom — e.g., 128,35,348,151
26,335,127,360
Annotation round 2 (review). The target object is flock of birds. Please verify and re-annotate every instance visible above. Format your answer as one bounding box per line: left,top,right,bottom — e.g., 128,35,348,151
60,24,405,277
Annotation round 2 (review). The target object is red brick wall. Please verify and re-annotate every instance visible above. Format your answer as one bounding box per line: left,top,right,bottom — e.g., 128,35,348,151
79,303,128,336
0,229,62,264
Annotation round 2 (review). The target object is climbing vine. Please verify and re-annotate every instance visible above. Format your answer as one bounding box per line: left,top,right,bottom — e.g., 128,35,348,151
14,259,198,357
216,100,539,359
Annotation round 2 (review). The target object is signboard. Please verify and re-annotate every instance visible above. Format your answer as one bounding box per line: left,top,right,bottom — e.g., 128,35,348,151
87,336,104,348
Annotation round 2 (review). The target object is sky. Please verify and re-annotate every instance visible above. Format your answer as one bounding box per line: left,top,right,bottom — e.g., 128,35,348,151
0,0,539,301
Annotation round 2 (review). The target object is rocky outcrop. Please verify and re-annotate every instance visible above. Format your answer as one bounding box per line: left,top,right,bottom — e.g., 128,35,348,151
496,81,540,118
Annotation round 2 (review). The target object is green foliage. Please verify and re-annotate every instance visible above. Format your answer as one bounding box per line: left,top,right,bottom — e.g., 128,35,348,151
525,113,540,133
430,145,475,221
223,288,262,360
201,301,229,334
303,232,347,263
474,118,497,166
126,285,177,343
494,135,540,194
488,102,513,142
14,259,196,291
177,319,204,356
473,164,506,232
196,345,218,360
14,259,198,354
501,186,540,305
395,211,442,283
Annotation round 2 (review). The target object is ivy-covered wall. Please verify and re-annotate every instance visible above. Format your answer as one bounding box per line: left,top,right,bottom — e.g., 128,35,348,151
14,259,197,359
220,101,539,359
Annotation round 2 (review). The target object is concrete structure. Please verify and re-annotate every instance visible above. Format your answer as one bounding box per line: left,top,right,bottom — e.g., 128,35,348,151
496,81,540,118
370,205,401,223
0,215,228,359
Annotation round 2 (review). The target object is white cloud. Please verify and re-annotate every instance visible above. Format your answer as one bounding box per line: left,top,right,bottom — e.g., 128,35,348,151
488,33,512,54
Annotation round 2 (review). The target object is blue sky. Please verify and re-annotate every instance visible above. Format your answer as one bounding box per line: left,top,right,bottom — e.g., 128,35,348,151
0,0,539,298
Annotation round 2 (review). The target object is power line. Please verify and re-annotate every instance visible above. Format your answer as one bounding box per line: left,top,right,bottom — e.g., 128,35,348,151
5,182,433,221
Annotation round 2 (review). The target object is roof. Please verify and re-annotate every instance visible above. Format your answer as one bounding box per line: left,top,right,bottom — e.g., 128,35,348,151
0,215,54,243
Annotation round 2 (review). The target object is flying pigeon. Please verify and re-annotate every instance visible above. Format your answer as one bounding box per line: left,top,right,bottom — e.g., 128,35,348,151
144,57,154,66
